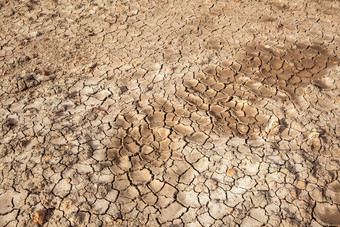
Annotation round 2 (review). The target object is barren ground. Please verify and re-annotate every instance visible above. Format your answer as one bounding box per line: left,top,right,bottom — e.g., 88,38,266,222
0,0,340,226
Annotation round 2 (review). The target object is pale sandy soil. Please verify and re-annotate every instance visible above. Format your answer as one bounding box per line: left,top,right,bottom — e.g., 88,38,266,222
0,0,340,226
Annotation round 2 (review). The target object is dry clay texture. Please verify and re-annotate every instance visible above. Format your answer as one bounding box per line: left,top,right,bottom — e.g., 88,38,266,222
0,0,340,226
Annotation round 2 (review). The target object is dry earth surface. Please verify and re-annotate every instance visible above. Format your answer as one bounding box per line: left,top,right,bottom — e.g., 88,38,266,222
0,0,340,226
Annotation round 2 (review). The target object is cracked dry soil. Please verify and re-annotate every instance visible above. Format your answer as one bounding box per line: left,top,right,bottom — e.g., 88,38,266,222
0,0,340,226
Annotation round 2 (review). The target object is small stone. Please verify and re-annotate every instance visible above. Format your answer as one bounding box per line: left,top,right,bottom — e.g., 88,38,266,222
299,181,307,188
85,63,96,73
265,119,280,136
41,69,49,76
31,31,42,37
33,209,46,225
227,168,236,176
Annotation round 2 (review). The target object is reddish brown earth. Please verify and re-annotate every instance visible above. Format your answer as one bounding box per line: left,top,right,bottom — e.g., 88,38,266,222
0,0,340,226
